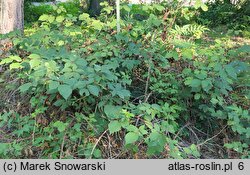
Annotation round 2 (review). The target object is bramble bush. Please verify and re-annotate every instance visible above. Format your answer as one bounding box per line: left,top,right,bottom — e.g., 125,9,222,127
0,1,249,158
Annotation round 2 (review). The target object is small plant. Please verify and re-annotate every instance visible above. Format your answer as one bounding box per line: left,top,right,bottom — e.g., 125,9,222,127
170,24,209,39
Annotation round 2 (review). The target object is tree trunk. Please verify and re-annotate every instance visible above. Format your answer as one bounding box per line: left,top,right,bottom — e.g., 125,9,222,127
0,0,24,34
89,0,101,16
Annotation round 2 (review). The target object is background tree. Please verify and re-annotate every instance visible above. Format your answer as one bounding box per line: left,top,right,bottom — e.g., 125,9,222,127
89,0,101,16
88,0,116,16
0,0,24,34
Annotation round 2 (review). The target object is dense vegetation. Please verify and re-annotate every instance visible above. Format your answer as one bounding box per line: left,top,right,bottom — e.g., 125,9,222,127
0,0,249,159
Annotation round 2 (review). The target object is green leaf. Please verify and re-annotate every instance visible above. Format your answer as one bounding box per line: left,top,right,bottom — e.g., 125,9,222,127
19,83,33,93
28,54,40,59
79,88,89,96
58,84,72,100
246,128,250,138
183,147,192,155
190,144,201,157
126,125,138,132
0,143,9,155
225,65,237,79
146,132,166,154
63,78,77,86
182,49,193,59
87,85,100,96
145,120,153,129
29,58,41,68
49,81,60,91
117,89,130,99
195,71,207,80
122,5,131,12
194,93,201,100
93,149,102,158
211,98,219,105
201,79,212,92
104,105,122,119
139,125,148,135
110,84,130,98
190,79,201,88
237,45,250,53
75,58,87,68
125,132,139,144
165,51,178,60
53,121,68,132
45,60,59,72
153,4,165,11
148,14,161,27
108,121,122,134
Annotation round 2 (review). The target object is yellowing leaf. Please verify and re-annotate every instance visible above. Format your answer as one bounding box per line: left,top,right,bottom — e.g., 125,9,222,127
58,40,65,46
56,16,65,23
39,14,49,21
92,20,103,31
10,63,23,70
201,4,208,11
79,13,90,21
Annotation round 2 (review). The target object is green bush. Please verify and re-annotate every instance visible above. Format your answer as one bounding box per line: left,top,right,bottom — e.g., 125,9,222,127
24,0,81,23
198,0,250,33
24,4,54,23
